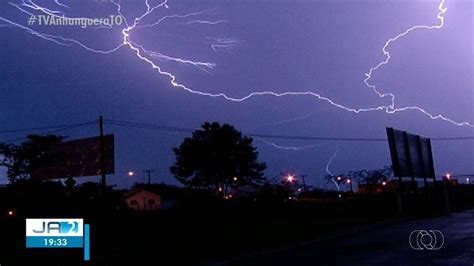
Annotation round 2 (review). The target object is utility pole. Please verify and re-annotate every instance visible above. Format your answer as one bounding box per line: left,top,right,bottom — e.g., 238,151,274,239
144,169,156,184
99,116,107,193
301,174,307,191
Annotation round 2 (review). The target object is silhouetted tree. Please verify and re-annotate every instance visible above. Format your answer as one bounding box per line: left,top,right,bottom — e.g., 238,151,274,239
0,135,65,183
324,166,393,192
323,174,347,189
170,122,266,196
356,166,392,185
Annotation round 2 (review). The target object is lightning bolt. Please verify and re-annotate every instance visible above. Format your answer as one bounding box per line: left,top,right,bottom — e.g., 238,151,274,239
119,0,471,127
1,0,471,128
53,0,69,9
255,137,325,151
208,37,240,52
325,149,340,191
266,112,315,126
186,19,227,25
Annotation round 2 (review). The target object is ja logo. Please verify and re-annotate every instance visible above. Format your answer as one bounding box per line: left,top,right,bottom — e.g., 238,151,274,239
409,230,444,250
32,221,79,234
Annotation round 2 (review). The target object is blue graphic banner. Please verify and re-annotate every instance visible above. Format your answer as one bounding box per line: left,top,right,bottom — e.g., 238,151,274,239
26,236,84,248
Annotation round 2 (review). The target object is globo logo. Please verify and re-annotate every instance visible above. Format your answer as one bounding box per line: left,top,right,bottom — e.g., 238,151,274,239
409,230,444,250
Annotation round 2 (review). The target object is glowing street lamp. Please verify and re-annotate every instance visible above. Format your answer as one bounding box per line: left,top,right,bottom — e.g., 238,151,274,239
346,178,353,192
285,174,295,183
6,209,15,217
233,177,238,181
336,176,342,181
382,181,387,186
128,171,135,177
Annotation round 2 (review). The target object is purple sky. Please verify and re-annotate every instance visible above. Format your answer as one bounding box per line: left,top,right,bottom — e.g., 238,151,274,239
0,0,472,189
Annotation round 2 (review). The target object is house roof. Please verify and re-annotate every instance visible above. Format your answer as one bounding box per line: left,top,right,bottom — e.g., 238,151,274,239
128,184,187,199
124,188,160,199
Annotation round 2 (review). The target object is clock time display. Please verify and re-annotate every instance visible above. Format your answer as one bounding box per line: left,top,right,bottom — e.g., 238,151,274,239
44,238,68,246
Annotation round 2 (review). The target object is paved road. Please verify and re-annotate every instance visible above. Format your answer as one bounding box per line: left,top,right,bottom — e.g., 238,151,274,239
240,210,474,266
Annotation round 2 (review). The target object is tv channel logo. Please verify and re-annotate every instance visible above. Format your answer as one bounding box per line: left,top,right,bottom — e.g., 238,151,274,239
26,219,84,248
409,230,444,250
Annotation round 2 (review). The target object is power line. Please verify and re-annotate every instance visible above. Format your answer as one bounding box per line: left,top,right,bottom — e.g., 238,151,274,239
104,119,193,133
1,118,472,143
1,121,97,143
430,137,474,141
0,122,96,134
104,119,474,142
249,133,386,142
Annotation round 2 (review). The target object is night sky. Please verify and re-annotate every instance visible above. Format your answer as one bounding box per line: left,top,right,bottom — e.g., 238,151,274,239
0,0,472,189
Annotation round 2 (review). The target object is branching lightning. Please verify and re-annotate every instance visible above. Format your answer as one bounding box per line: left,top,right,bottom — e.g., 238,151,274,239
325,150,340,191
267,112,315,126
207,37,240,51
53,0,69,9
255,137,325,151
187,19,226,25
0,0,472,129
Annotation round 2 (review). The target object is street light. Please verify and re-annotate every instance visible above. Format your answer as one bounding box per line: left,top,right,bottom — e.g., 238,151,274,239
346,178,353,192
6,209,15,217
285,174,295,183
128,171,135,177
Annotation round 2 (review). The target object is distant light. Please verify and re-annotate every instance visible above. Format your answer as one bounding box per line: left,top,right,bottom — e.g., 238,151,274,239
286,174,295,182
446,173,451,180
288,197,292,200
346,179,351,184
338,194,342,198
336,176,342,181
233,177,238,181
297,188,302,192
7,210,14,216
382,181,387,186
228,194,233,198
128,171,134,176
466,177,470,184
218,187,223,192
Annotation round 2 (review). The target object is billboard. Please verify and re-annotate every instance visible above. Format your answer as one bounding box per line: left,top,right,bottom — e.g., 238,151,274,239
386,128,435,179
31,135,114,180
419,136,435,178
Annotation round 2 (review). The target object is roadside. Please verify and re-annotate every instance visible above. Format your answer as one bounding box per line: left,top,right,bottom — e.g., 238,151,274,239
213,215,414,265
234,209,474,265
